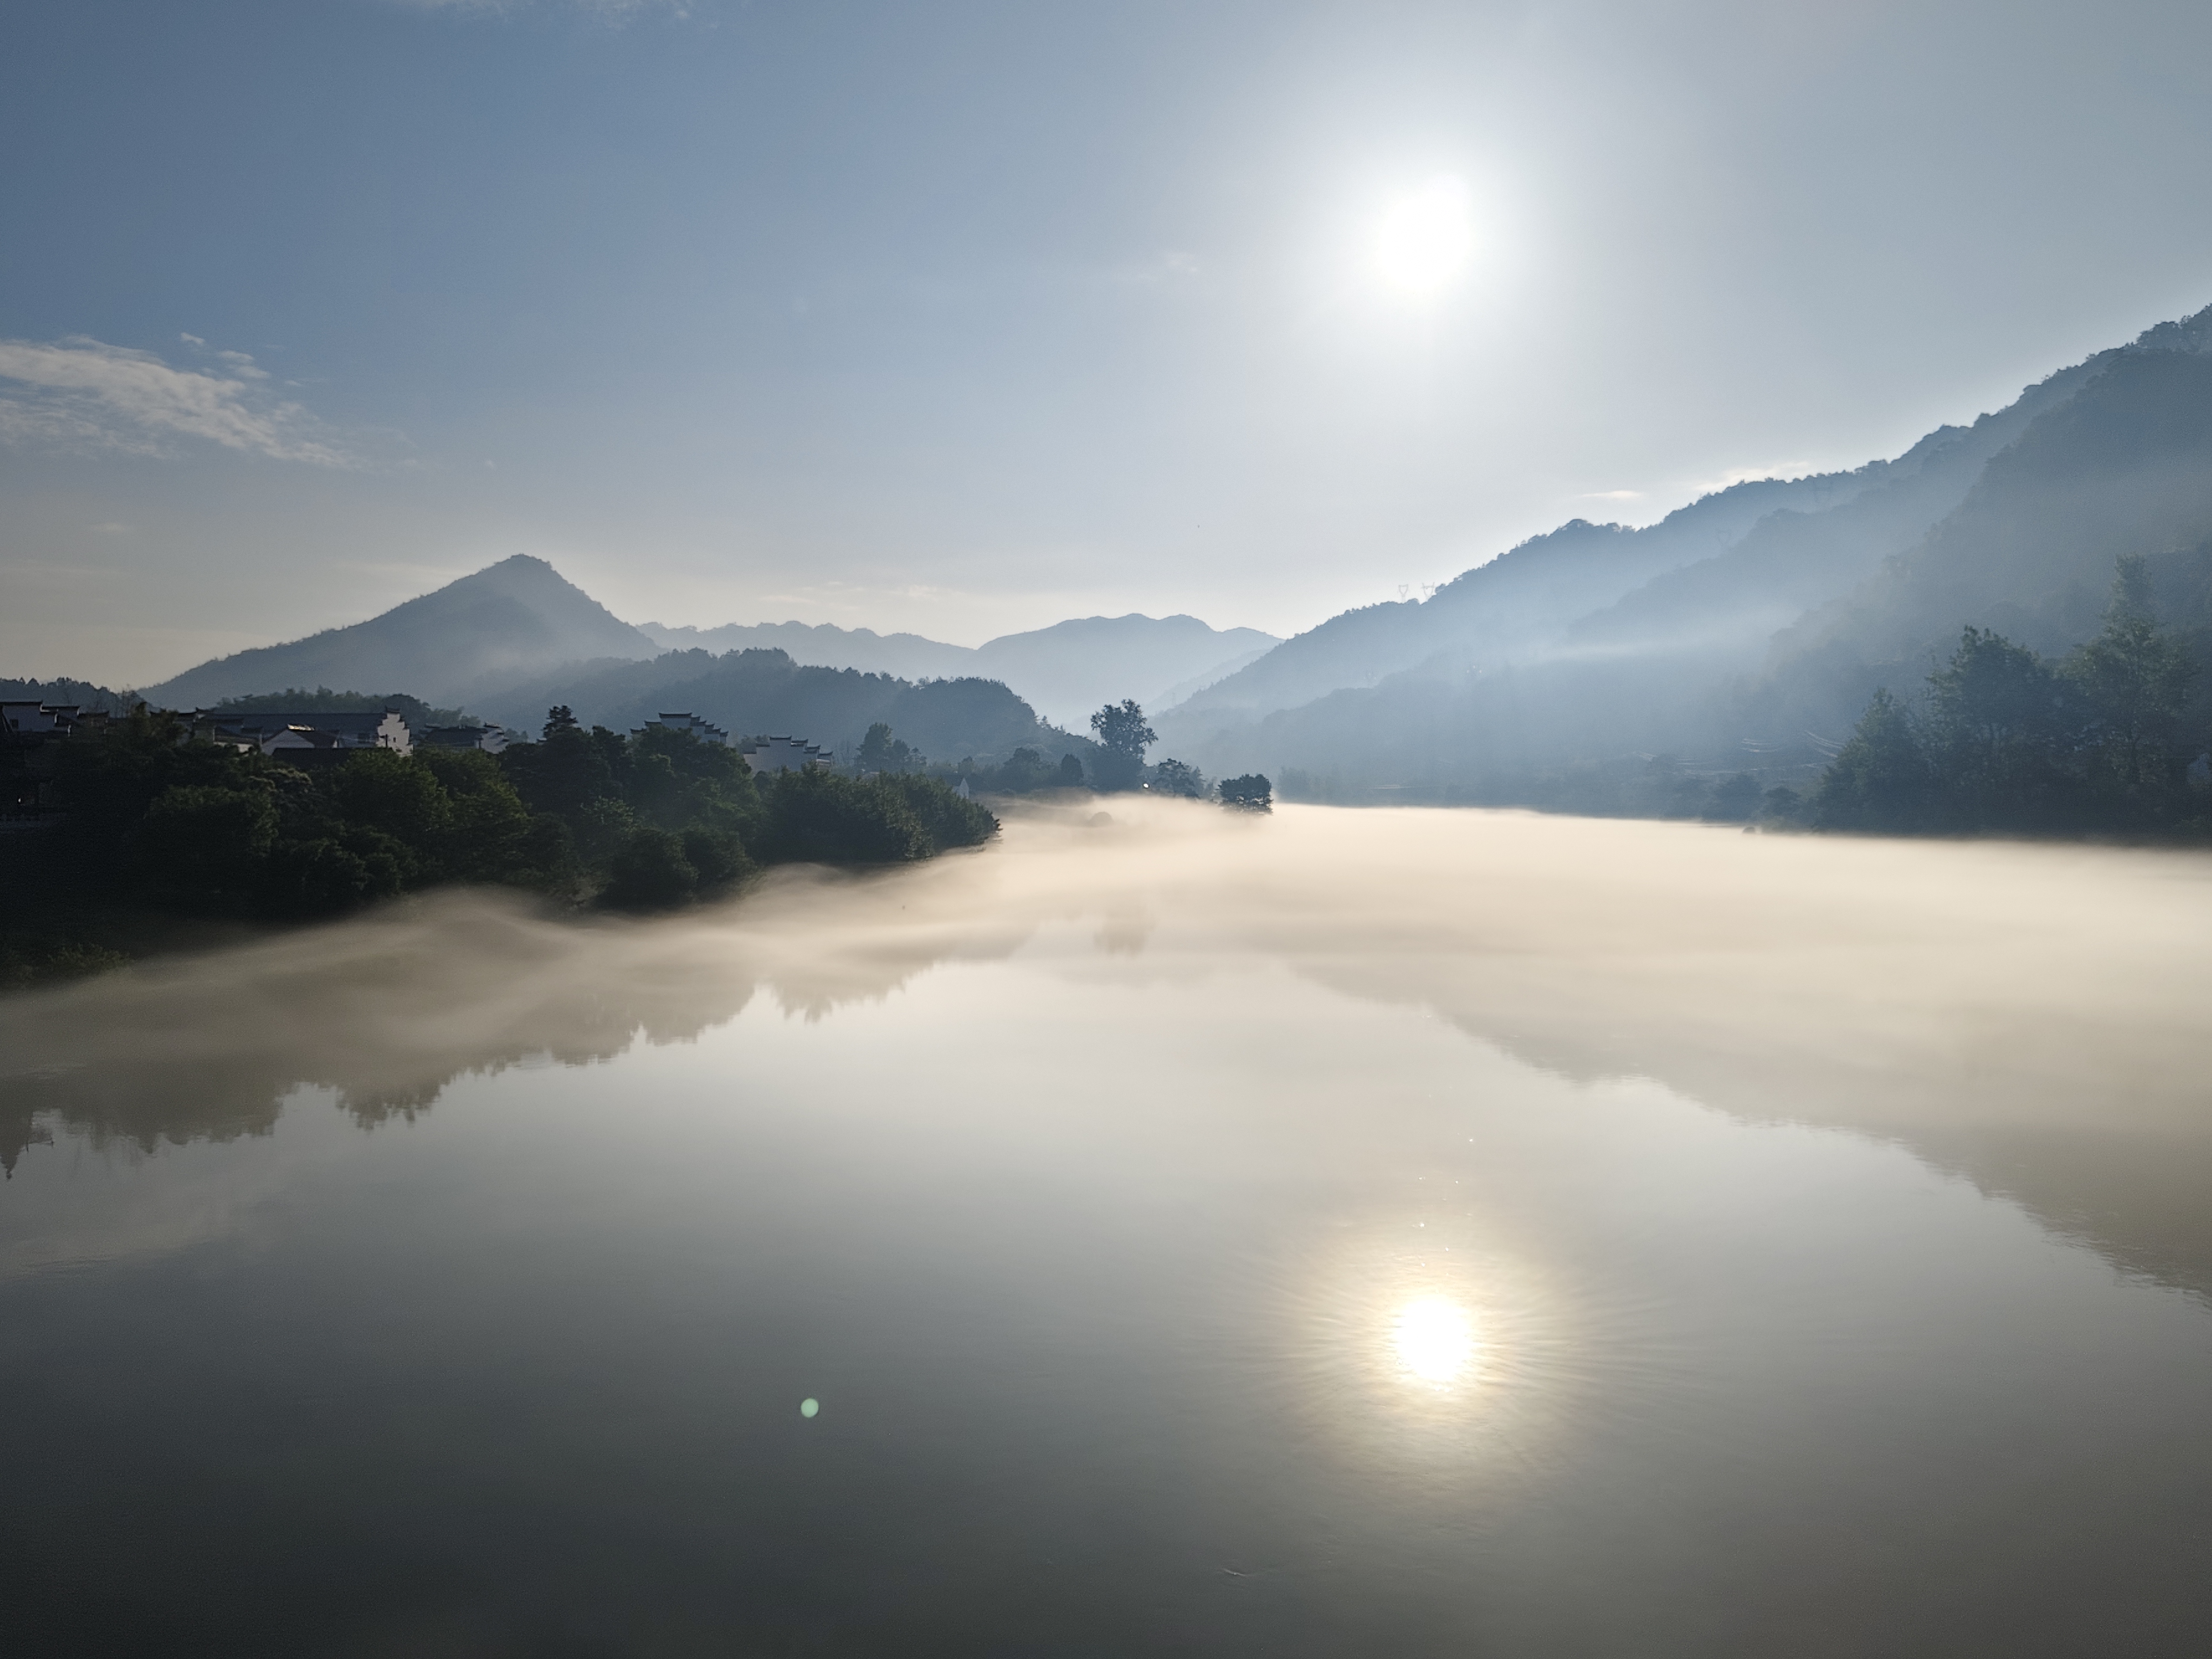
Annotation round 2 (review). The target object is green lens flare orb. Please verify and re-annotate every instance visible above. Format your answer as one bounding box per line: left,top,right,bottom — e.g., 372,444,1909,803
800,1398,820,1419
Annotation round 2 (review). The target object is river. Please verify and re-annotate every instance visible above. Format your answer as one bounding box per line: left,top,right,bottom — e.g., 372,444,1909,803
5,800,2211,1655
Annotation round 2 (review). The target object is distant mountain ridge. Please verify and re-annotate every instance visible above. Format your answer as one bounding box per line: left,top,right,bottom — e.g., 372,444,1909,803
133,559,1273,737
142,556,658,709
1161,299,2212,804
638,613,1277,730
635,621,975,683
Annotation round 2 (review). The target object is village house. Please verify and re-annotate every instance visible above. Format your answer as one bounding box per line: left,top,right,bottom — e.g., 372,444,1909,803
2,702,111,741
193,709,414,757
737,736,831,775
416,723,511,754
637,712,731,746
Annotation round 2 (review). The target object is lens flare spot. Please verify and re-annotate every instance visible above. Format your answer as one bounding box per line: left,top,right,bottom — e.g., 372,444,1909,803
1393,1296,1476,1386
800,1397,820,1419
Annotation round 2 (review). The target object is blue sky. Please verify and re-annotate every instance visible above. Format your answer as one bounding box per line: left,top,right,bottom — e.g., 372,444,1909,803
6,0,2212,684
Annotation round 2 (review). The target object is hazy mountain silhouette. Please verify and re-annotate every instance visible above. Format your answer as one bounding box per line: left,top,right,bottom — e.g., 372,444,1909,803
639,613,1276,730
1163,301,2212,799
141,555,658,708
1163,471,1885,737
969,615,1276,729
635,620,977,683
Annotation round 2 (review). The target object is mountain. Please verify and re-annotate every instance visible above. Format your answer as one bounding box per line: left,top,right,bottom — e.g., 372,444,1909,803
633,621,975,682
1161,471,1884,739
968,615,1277,729
475,648,1091,768
1159,301,2212,804
0,677,133,715
639,613,1278,731
140,556,658,709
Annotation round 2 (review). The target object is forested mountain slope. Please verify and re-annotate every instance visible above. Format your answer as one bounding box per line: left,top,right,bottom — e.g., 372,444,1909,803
1164,301,2212,806
1164,468,1888,737
476,648,1088,768
635,620,976,682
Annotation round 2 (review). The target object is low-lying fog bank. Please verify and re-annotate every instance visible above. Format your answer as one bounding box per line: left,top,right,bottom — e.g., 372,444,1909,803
9,798,2211,1297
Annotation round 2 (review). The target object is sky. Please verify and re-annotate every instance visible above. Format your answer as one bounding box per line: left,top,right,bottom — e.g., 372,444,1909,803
5,0,2212,686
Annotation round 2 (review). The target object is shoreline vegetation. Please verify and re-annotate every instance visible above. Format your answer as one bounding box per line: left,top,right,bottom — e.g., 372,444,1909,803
2,706,998,990
1807,558,2212,837
1,686,1276,992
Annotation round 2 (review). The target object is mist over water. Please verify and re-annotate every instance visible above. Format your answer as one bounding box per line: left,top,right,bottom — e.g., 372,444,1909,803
6,802,2212,1654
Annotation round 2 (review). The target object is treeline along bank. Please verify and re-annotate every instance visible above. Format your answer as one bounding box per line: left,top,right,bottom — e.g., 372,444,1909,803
2,704,999,986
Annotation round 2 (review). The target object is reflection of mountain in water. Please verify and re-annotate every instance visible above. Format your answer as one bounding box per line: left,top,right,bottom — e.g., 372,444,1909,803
8,802,2212,1306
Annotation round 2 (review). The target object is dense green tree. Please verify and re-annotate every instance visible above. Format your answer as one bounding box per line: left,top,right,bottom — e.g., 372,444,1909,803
855,721,920,772
1088,699,1155,791
2063,556,2197,796
601,827,700,909
1056,752,1086,787
756,767,930,864
1149,758,1207,798
133,784,279,906
871,772,997,851
1923,627,2075,827
1218,773,1272,811
1814,689,1934,831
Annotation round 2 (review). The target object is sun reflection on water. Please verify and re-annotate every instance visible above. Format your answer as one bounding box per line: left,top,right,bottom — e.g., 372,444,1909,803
1393,1296,1477,1388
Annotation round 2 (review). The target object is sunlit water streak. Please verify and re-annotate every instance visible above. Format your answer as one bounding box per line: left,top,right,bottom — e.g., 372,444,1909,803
4,800,2212,1655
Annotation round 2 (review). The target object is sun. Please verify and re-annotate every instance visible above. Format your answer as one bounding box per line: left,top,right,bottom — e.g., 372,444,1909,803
1373,176,1478,298
1393,1295,1477,1386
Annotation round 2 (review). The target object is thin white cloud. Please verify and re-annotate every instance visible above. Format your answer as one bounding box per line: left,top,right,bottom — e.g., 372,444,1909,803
1685,460,1837,496
1109,250,1202,287
0,335,355,466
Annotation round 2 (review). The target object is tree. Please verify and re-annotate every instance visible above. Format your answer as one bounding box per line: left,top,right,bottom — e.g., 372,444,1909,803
543,705,580,739
1704,772,1762,821
1149,758,1206,798
1056,753,1086,787
133,784,278,904
1923,626,2072,826
995,747,1050,792
2065,556,2196,797
600,826,699,909
1218,773,1272,812
1813,688,1934,831
1088,699,1155,791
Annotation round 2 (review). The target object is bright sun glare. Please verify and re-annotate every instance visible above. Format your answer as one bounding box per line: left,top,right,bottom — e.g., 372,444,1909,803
1393,1296,1477,1386
1373,176,1477,298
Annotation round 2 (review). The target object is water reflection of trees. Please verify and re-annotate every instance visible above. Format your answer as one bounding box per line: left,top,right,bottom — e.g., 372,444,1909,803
0,868,1036,1175
8,802,2212,1310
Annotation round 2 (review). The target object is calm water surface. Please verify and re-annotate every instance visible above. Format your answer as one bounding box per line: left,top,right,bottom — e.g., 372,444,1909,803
5,802,2212,1656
